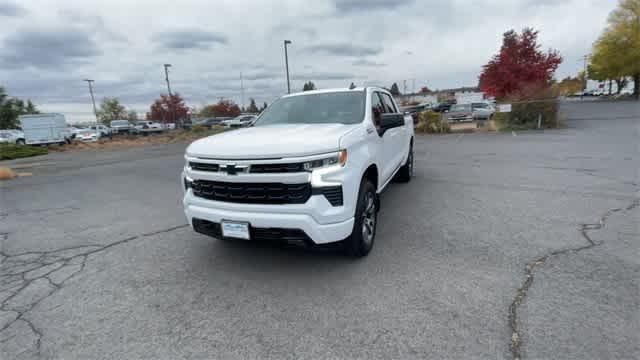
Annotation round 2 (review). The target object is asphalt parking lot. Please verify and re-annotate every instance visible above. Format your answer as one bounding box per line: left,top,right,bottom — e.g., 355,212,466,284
1,100,638,360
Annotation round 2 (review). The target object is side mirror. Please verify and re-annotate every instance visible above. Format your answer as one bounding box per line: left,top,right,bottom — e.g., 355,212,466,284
379,113,404,135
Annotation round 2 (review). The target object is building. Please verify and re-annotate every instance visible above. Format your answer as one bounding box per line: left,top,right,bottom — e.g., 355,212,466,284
395,93,438,106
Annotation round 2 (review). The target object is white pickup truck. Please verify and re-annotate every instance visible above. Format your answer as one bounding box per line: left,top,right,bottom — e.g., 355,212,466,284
182,87,414,257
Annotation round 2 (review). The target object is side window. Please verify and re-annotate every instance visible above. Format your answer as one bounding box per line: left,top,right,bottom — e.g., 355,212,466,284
371,92,385,126
380,93,397,113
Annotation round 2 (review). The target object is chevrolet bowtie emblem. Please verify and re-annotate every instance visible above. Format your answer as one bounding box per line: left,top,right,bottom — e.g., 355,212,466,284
223,163,237,175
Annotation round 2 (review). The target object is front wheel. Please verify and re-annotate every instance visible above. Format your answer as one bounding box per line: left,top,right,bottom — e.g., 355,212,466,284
343,179,377,257
16,139,25,145
395,143,413,183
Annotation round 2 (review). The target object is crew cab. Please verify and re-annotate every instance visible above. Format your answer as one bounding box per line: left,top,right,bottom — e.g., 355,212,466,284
182,87,414,257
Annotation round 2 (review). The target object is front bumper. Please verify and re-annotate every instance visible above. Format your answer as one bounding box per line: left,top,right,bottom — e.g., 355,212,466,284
181,158,360,244
183,191,354,244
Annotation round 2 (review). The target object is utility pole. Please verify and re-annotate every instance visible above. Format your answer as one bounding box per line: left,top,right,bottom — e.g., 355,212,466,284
240,72,245,111
284,40,292,94
164,64,173,126
412,79,415,94
164,64,172,96
83,79,100,139
403,79,407,94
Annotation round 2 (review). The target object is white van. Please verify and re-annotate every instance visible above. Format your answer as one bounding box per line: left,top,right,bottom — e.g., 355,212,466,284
18,113,72,145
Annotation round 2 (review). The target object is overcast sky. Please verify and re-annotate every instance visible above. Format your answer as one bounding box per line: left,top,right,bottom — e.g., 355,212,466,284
0,0,617,122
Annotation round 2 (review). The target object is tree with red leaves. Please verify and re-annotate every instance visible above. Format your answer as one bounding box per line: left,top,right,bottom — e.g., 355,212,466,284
146,93,189,124
420,86,431,94
479,28,562,98
200,99,241,118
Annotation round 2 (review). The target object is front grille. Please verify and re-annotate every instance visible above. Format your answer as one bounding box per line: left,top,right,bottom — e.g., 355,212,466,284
192,180,311,204
313,186,343,206
192,218,310,242
190,162,220,172
250,162,304,173
188,161,305,174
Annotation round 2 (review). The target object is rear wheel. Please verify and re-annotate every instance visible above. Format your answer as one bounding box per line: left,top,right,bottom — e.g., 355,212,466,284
395,143,413,183
344,179,377,257
16,139,25,145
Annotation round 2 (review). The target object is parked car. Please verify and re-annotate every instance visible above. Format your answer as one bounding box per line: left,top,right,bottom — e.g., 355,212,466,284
164,123,176,130
196,118,225,129
446,104,473,122
90,124,112,137
222,115,258,128
19,113,73,145
0,130,25,144
432,103,452,113
110,120,132,134
182,87,414,257
471,102,495,120
400,103,431,124
134,121,163,130
76,130,98,142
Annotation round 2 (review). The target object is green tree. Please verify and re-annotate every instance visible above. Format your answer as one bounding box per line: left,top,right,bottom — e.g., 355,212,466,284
97,97,127,124
126,110,138,121
0,87,39,129
303,81,316,91
552,75,584,96
389,83,400,95
246,98,259,113
590,0,640,98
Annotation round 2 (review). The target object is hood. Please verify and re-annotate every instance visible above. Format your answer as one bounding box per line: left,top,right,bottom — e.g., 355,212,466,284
187,123,357,159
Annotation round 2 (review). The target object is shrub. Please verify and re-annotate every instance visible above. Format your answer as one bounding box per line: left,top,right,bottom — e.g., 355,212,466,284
0,144,48,160
495,84,560,131
191,124,208,133
416,111,450,133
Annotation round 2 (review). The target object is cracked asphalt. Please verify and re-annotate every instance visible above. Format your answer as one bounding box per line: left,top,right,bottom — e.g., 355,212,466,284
1,100,638,359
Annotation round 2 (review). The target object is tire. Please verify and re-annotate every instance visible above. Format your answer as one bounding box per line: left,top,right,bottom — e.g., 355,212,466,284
343,178,377,257
395,143,413,183
16,139,25,145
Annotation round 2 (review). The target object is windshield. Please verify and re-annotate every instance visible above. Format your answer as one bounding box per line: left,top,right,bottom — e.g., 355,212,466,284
111,121,127,126
254,91,365,126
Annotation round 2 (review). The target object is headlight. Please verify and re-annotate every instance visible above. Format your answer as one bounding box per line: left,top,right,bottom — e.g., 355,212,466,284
302,150,347,171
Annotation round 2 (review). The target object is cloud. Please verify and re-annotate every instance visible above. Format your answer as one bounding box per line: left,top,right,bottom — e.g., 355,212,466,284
305,44,382,57
0,1,24,16
291,72,354,80
352,59,386,67
0,28,100,70
334,0,414,13
243,71,281,81
154,29,228,50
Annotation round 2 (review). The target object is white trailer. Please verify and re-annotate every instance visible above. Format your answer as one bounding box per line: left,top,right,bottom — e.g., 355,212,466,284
19,113,72,145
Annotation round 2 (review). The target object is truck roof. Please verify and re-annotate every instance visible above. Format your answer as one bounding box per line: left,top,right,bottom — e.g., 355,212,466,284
281,87,387,98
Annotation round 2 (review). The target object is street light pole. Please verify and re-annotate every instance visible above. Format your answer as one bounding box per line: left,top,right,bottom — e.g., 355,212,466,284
164,64,172,96
83,79,100,139
284,40,292,94
580,54,590,100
